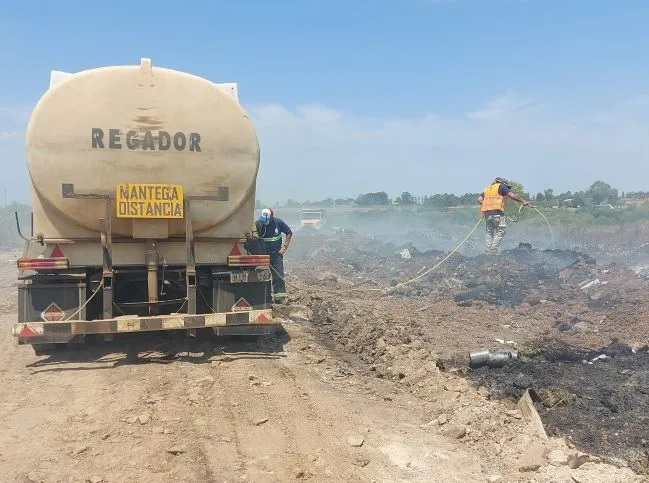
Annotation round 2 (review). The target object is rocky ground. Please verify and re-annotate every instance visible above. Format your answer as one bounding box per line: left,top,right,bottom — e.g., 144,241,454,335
0,232,647,482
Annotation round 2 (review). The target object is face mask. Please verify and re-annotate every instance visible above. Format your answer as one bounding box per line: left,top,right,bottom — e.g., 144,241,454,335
260,215,270,224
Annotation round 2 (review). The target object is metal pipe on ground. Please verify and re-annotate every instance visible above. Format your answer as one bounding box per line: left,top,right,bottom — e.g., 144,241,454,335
469,349,518,369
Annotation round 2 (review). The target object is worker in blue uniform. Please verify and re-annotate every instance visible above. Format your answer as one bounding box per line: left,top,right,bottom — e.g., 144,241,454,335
255,208,292,302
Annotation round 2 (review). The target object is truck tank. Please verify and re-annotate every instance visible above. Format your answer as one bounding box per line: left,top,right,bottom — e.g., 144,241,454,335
14,59,278,353
26,58,259,237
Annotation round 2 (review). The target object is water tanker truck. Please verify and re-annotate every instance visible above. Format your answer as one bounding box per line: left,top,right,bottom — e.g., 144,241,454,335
13,59,278,354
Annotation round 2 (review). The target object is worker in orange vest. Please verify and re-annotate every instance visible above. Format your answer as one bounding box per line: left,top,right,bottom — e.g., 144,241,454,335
477,178,530,254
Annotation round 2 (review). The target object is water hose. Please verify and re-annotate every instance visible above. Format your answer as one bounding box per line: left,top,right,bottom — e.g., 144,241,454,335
270,217,484,296
506,204,557,246
270,204,557,297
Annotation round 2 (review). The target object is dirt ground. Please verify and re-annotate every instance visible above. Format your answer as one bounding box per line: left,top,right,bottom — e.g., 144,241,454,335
0,239,646,483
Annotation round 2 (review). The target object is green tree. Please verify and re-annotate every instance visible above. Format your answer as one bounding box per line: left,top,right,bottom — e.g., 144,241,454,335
509,181,525,195
588,181,619,205
506,181,529,201
355,191,390,206
399,192,415,205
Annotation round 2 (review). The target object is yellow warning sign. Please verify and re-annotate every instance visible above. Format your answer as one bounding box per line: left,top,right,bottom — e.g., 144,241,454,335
116,183,184,219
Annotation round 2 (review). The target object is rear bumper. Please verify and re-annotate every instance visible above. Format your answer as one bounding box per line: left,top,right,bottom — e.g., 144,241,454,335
14,309,277,344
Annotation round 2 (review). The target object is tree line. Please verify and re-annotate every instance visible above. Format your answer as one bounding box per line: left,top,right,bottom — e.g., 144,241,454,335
263,181,644,209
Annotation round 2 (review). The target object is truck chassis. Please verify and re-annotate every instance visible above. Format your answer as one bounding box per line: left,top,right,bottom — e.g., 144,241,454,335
14,186,279,350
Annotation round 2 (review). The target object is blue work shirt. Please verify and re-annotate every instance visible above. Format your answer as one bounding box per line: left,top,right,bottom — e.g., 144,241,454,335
482,183,510,217
255,217,292,253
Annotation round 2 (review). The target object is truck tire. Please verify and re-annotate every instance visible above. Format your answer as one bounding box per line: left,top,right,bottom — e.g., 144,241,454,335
32,343,59,356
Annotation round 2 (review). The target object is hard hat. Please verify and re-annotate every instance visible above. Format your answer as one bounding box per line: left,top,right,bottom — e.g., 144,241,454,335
259,208,274,224
495,177,511,188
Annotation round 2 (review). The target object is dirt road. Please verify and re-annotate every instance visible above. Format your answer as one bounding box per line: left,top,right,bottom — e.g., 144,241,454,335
0,255,479,482
0,248,642,483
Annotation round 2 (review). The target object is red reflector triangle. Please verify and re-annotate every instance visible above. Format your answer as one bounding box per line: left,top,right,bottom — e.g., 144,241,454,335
50,244,64,258
19,326,37,337
232,297,251,311
256,313,271,323
230,244,242,256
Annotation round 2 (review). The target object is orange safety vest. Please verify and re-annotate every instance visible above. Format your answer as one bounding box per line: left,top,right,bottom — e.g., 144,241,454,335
481,183,505,213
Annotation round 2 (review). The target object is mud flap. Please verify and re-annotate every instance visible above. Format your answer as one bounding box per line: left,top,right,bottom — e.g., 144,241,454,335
19,280,87,323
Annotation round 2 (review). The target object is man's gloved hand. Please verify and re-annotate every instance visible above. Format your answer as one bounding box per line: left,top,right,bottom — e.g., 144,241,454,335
279,246,287,256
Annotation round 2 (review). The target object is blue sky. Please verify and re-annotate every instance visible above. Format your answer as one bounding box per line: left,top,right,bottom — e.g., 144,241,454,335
1,0,648,203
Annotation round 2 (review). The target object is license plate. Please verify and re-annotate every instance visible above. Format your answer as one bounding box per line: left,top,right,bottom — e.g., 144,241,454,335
256,268,271,282
116,183,184,219
230,271,249,283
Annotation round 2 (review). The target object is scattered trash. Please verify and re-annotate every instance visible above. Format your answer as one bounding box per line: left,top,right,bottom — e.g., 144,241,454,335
398,249,412,260
469,349,518,369
469,349,490,367
494,338,518,346
579,279,600,290
590,354,607,362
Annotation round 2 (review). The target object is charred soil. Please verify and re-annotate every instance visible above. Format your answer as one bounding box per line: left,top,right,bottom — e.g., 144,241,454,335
285,231,649,474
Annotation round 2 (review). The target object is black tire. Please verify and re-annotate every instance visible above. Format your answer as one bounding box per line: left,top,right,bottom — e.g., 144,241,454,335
32,343,59,356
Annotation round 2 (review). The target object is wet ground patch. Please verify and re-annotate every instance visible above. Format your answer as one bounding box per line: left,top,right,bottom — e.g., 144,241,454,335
468,342,649,471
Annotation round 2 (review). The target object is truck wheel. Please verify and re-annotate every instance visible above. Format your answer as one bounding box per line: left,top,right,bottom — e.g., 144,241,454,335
32,343,59,356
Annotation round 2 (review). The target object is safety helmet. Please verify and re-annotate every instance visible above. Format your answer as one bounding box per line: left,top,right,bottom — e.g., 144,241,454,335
494,177,511,188
259,208,274,224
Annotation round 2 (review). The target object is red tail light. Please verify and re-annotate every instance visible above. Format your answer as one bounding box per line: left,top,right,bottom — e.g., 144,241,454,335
18,257,69,270
227,255,270,267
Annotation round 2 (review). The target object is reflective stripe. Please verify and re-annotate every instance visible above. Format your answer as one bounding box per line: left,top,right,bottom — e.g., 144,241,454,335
481,183,505,213
262,235,282,242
